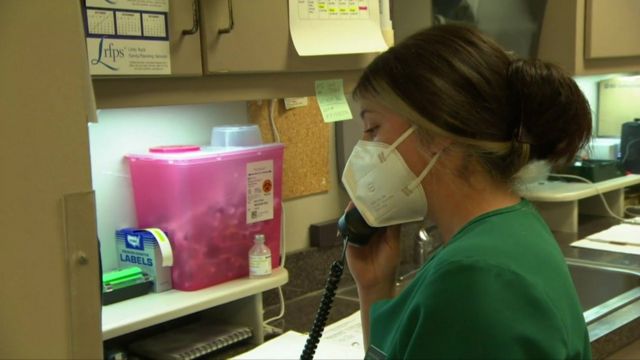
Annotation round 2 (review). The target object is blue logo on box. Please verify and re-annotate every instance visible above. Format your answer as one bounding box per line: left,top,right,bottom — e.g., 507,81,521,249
126,234,144,250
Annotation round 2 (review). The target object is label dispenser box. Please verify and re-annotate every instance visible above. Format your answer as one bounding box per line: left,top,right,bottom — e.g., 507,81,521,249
116,228,173,292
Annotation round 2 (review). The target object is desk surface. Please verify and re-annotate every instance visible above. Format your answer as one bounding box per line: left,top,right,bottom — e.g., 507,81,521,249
519,174,640,202
102,268,288,340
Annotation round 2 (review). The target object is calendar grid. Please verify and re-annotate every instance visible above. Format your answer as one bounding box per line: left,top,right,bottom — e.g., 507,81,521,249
83,6,169,41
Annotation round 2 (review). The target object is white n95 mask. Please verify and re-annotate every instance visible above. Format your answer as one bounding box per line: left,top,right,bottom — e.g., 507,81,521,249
341,126,440,227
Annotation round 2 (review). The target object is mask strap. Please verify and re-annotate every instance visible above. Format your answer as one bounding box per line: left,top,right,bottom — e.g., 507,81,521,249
403,151,441,195
379,126,416,162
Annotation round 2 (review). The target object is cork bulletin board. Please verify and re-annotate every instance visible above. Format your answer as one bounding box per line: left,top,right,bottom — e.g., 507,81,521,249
248,97,330,200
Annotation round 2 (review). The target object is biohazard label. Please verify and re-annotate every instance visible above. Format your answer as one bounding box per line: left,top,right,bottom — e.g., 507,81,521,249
247,160,274,224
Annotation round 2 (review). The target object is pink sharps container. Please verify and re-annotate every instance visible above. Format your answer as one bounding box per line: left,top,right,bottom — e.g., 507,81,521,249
126,144,284,291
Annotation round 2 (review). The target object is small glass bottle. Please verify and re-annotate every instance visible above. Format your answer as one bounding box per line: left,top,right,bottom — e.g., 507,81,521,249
249,234,272,278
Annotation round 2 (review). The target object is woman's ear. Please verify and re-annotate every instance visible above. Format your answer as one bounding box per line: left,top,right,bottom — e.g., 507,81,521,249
420,137,453,157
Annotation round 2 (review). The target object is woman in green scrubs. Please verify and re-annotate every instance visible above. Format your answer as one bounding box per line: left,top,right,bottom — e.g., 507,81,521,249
343,24,592,359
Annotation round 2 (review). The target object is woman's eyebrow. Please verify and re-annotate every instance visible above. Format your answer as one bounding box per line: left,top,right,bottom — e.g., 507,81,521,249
359,109,378,119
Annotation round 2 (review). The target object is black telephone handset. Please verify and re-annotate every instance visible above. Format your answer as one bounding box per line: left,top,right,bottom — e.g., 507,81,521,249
301,207,379,360
337,207,379,246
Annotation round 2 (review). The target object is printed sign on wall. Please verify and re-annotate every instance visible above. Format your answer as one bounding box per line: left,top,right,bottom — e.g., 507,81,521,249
83,0,171,75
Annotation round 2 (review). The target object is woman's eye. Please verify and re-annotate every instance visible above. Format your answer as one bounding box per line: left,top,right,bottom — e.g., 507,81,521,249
364,126,379,136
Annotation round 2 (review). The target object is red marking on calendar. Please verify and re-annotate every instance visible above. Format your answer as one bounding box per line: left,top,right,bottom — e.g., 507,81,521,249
359,6,368,10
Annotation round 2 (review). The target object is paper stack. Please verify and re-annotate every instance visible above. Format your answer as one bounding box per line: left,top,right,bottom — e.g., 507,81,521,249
570,220,640,255
234,311,364,359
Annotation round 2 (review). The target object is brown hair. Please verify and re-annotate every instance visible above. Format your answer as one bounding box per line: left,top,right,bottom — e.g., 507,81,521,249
354,24,592,183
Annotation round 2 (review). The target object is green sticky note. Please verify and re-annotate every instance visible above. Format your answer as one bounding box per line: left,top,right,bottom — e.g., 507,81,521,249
315,79,353,122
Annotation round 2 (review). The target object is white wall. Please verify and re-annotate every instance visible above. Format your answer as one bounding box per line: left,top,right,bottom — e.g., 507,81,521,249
90,102,347,272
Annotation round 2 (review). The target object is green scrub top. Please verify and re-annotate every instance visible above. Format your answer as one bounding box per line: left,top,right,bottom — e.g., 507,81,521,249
369,200,591,359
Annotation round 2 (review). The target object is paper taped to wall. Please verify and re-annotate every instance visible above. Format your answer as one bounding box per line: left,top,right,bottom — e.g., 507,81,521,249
289,0,388,56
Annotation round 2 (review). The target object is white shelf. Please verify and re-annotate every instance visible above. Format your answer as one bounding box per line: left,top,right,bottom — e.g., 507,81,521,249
520,175,640,202
102,268,288,340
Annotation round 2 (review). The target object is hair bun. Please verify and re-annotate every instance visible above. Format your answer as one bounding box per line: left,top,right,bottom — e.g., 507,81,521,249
506,59,591,164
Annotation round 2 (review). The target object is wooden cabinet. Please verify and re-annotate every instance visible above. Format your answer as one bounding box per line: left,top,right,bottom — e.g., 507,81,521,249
391,0,433,43
538,0,640,75
198,0,377,74
585,0,640,59
168,0,203,76
91,0,378,76
391,0,640,75
2,1,101,358
92,0,385,107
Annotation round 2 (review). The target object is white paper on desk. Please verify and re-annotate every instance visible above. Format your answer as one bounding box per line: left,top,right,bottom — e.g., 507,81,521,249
571,239,640,255
322,310,364,355
233,330,364,359
289,0,388,56
586,223,640,245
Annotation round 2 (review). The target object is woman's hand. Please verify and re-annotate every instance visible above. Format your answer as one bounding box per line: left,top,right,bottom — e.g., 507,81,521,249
346,224,401,297
345,221,401,349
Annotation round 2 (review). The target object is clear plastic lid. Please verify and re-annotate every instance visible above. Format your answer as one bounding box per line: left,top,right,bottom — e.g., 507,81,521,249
211,125,262,147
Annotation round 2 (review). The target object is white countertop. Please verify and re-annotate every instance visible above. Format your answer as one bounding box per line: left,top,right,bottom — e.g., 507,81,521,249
519,175,640,202
102,268,288,340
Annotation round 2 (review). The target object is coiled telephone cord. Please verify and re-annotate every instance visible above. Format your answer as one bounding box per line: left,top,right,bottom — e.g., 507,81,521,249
300,241,347,360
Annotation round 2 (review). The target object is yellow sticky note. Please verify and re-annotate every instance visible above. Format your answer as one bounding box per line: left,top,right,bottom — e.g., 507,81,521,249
315,79,353,122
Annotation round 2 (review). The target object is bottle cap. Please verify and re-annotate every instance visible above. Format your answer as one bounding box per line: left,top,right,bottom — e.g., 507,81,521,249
254,234,265,243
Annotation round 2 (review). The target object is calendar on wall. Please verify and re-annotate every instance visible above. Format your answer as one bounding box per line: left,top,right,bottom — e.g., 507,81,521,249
83,0,171,75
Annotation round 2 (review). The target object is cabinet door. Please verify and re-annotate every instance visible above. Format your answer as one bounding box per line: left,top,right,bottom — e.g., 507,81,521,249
585,0,640,59
169,0,203,76
2,1,102,358
199,0,378,73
